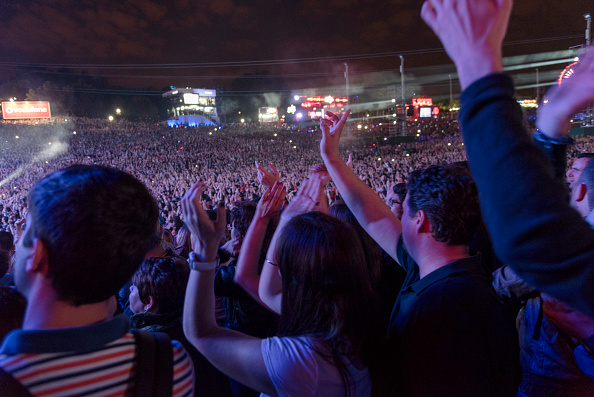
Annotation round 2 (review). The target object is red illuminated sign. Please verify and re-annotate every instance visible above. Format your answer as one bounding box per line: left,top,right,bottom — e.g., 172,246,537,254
412,98,432,107
2,101,51,119
432,107,440,115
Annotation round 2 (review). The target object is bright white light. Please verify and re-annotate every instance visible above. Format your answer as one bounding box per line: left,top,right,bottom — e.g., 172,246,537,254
209,132,212,135
293,146,297,149
357,125,362,129
296,113,302,119
15,136,18,139
448,143,451,146
241,119,245,123
294,95,300,101
406,153,410,157
392,99,396,102
324,96,334,103
378,157,381,161
116,108,121,114
108,116,114,121
274,133,277,136
384,137,387,140
73,131,76,135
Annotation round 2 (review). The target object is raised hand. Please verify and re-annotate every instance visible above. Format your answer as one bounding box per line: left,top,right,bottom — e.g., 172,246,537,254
536,47,594,139
255,161,281,189
346,153,353,170
255,182,287,220
320,110,351,161
181,180,226,261
421,0,513,90
281,173,329,221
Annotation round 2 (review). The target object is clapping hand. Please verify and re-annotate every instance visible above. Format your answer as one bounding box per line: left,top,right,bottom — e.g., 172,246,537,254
255,182,287,221
281,173,330,222
181,180,226,261
255,161,281,190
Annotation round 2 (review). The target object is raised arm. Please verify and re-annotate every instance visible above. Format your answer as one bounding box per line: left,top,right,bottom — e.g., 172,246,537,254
234,182,286,308
258,173,329,313
181,180,276,396
320,110,402,261
422,0,594,317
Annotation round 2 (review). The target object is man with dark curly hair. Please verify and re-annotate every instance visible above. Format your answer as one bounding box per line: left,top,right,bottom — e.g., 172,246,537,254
320,113,516,396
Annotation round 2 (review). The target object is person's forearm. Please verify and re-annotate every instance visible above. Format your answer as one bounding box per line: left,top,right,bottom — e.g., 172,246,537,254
322,155,402,259
183,269,218,343
460,73,594,318
234,218,269,304
258,218,286,314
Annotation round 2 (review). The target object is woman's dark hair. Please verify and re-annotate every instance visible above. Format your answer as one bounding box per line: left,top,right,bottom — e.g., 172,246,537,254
329,201,380,286
132,256,190,314
276,212,380,393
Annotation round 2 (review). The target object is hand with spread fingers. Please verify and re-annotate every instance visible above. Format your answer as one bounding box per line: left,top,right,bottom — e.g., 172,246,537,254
255,161,281,190
181,180,226,261
421,0,513,90
320,110,351,162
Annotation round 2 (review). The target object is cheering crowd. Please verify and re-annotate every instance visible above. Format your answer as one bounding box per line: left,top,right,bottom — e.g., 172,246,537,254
2,1,594,396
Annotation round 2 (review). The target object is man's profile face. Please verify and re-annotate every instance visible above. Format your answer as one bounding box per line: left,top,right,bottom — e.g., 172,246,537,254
400,193,415,253
567,158,591,189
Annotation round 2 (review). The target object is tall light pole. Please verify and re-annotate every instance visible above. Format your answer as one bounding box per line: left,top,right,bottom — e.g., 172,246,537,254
585,14,591,46
400,55,407,136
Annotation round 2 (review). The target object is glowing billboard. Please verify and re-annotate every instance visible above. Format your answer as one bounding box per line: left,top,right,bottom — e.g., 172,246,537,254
2,101,51,119
183,93,199,105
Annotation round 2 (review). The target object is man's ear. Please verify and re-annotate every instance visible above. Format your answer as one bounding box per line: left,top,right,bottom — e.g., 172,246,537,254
144,296,156,313
27,238,50,275
416,210,432,234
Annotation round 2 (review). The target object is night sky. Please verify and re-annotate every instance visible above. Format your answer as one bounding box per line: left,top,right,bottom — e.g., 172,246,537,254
0,0,591,95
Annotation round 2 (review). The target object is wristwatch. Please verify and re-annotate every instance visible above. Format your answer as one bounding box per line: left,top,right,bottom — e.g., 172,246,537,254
188,252,220,271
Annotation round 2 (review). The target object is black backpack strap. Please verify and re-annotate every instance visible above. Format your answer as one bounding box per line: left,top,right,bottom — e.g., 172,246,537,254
133,330,173,397
152,332,174,397
0,366,34,397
